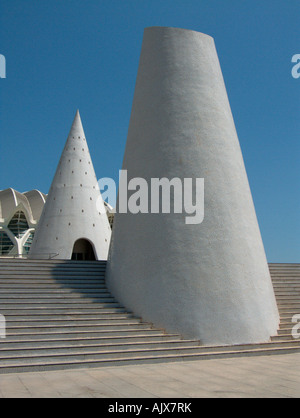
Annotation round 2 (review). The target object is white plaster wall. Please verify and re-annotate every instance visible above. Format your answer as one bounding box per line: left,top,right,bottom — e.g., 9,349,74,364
29,111,111,260
106,27,279,345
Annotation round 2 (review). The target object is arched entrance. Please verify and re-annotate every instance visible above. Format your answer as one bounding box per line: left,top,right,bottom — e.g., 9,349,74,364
71,239,96,261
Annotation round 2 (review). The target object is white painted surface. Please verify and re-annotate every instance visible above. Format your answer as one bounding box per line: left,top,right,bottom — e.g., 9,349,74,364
0,188,45,256
29,110,111,260
106,27,279,345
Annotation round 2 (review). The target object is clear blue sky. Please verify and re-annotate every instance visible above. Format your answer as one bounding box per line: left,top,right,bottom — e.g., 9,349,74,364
0,0,299,262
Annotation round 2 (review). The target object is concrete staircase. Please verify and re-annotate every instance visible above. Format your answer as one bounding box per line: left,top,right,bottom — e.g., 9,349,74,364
0,259,299,373
269,263,300,342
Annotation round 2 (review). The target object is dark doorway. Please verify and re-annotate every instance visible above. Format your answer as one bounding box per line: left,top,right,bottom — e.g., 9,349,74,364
71,239,96,261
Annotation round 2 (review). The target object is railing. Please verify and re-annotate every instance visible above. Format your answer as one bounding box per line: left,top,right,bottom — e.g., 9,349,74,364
0,253,60,260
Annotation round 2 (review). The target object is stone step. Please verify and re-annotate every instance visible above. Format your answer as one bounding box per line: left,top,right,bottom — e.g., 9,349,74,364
0,283,107,290
278,307,300,313
272,282,300,286
0,259,106,263
0,262,106,268
0,334,184,349
0,302,122,309
6,315,145,330
0,339,199,358
1,335,298,352
0,344,289,367
6,322,157,334
269,267,300,270
5,328,167,341
0,260,105,265
271,335,299,341
1,344,299,374
0,260,299,374
0,272,105,278
0,279,106,285
0,307,127,315
271,276,300,279
278,327,299,334
0,265,106,270
279,319,299,326
275,294,300,298
0,296,116,303
6,317,143,327
270,265,300,267
279,313,300,320
4,313,134,321
0,291,112,298
276,301,300,307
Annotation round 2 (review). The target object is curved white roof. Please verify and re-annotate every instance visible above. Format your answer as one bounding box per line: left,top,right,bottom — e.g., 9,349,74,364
24,190,47,221
0,188,46,223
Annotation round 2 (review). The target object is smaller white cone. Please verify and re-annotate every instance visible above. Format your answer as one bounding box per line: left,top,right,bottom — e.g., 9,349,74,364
29,110,111,260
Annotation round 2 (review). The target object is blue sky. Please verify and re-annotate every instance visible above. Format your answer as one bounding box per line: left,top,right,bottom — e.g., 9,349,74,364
0,0,299,262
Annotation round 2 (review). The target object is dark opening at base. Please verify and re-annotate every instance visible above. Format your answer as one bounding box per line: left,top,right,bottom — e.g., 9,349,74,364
71,239,96,261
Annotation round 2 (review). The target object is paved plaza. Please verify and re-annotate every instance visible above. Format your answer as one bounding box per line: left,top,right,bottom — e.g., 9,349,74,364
0,353,299,398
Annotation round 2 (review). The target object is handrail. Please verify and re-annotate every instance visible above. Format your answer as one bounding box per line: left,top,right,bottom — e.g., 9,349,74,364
1,253,60,260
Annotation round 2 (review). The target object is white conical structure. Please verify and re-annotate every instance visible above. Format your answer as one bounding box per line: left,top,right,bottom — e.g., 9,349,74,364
29,110,111,260
106,27,279,345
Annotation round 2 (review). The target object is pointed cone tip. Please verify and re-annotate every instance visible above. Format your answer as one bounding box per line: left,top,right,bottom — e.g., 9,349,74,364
74,109,81,122
64,109,85,142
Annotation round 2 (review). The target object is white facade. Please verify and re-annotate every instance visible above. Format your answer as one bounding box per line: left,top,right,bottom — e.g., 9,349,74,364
0,188,46,256
106,27,280,346
29,110,111,260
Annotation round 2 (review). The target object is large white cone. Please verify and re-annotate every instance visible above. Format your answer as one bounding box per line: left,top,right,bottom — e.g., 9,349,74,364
29,110,111,260
106,27,279,345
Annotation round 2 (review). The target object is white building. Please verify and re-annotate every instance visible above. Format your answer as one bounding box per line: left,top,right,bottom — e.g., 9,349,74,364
105,26,280,346
29,110,111,261
0,188,46,257
0,111,114,259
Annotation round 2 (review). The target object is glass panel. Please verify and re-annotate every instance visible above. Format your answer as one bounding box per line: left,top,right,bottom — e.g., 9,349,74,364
8,211,29,238
23,232,35,254
0,232,14,255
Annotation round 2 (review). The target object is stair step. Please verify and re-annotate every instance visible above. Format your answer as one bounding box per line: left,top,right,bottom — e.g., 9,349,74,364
274,291,300,295
0,307,127,315
0,291,112,298
272,335,299,342
6,322,157,334
1,336,298,352
5,328,167,341
0,297,116,303
0,260,299,374
0,334,183,349
0,280,106,285
0,265,106,270
276,302,300,307
0,284,107,290
4,313,134,321
0,344,289,366
5,317,142,326
0,273,105,278
0,303,122,309
1,344,300,374
0,340,199,358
